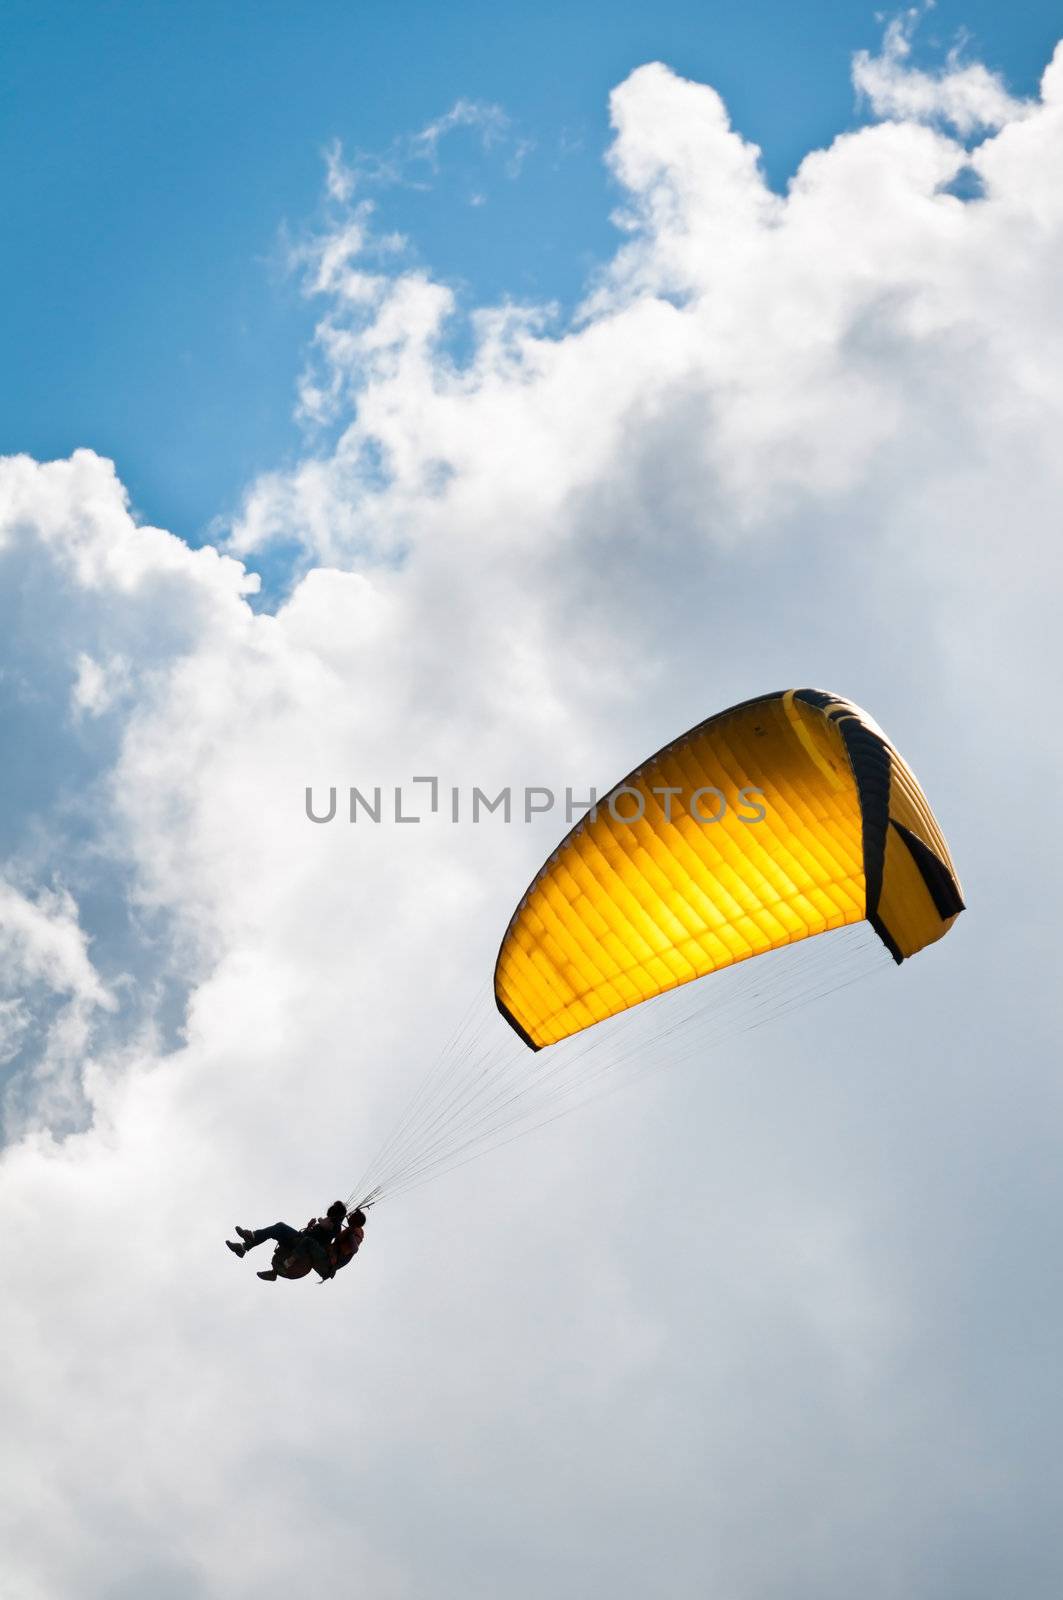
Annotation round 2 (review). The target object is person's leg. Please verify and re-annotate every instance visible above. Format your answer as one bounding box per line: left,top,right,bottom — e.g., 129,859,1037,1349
230,1221,331,1274
242,1222,302,1252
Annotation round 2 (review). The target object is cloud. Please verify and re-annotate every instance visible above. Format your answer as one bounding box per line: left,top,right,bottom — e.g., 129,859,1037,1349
853,9,1034,135
3,31,1063,1599
0,880,113,1008
324,137,356,205
0,877,117,1134
319,98,527,211
410,97,512,167
71,651,133,717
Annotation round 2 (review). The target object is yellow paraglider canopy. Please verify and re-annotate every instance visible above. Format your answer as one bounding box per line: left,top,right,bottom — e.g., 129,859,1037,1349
494,689,963,1050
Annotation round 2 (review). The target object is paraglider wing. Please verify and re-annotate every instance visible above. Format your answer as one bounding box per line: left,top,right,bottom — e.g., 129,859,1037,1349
494,688,963,1050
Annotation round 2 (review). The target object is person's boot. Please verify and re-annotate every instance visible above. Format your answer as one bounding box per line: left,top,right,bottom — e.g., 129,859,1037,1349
226,1240,245,1257
257,1269,278,1281
235,1226,255,1245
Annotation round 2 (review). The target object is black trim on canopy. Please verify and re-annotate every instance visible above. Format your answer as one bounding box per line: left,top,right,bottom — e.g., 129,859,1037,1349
868,911,904,965
794,689,896,954
835,719,892,921
791,687,835,712
891,820,966,920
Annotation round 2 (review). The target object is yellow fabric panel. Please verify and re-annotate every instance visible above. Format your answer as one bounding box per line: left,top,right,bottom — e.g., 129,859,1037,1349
496,688,963,1048
877,744,963,958
495,691,868,1048
878,824,939,958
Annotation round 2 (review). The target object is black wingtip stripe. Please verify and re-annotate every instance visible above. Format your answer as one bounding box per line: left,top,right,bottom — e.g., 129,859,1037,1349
495,995,542,1052
890,820,966,921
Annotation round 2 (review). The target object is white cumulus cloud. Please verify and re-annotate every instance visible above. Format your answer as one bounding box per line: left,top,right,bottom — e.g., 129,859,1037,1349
853,9,1034,135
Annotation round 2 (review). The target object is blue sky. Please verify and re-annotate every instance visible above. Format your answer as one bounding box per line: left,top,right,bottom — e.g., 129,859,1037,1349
4,0,1058,549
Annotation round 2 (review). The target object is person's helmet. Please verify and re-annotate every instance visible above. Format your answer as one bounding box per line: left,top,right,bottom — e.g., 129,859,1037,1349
326,1200,347,1221
348,1208,367,1227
